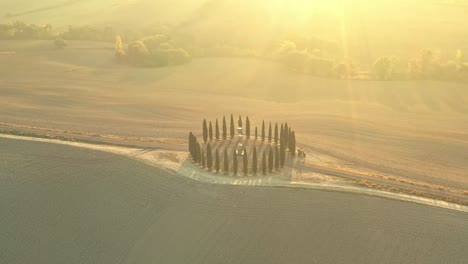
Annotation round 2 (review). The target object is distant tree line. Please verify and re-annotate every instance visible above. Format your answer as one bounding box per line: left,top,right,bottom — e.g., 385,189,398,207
188,115,297,176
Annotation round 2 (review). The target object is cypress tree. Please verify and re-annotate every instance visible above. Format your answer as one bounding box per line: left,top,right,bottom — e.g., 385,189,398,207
268,146,273,172
284,123,289,149
246,116,250,138
268,122,272,142
222,116,227,140
262,151,267,175
209,122,213,141
233,149,238,175
290,131,296,156
280,143,285,167
201,150,206,168
224,148,229,173
274,145,279,169
255,126,258,140
243,149,248,176
203,119,208,143
230,114,235,138
238,115,242,128
274,123,278,145
261,120,265,141
196,142,201,163
188,132,193,156
215,119,220,140
252,145,257,174
280,123,284,147
206,143,212,170
215,149,220,172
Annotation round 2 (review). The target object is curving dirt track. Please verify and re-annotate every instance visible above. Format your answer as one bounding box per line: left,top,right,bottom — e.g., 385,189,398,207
1,137,467,264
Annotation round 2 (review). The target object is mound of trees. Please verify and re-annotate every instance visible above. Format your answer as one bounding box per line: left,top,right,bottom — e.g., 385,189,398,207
189,115,300,176
125,34,191,67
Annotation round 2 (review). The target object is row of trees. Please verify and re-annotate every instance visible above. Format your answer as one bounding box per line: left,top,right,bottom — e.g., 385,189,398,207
200,115,296,156
188,136,287,175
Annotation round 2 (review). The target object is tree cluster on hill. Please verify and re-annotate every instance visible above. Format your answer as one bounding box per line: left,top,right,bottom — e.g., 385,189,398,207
122,34,191,67
274,40,335,77
190,115,298,176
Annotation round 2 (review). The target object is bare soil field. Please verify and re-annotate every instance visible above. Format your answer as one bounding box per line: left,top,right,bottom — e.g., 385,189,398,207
1,40,467,196
1,137,467,264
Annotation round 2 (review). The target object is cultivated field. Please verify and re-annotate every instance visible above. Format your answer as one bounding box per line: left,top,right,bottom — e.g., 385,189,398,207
1,137,467,264
1,40,467,197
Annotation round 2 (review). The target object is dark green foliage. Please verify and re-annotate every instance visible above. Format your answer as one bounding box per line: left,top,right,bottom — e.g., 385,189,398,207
215,149,220,172
268,122,272,142
238,115,242,128
209,121,213,141
203,119,208,143
233,149,238,175
280,143,286,167
54,38,67,49
280,123,284,147
189,132,197,160
224,148,229,173
274,123,278,144
255,126,258,140
201,150,206,168
262,151,267,175
196,142,201,163
230,114,235,138
268,146,273,172
261,120,265,141
289,131,296,156
222,116,227,140
284,123,289,149
274,145,279,169
206,143,212,169
252,146,257,174
215,119,220,140
243,149,248,175
246,116,250,138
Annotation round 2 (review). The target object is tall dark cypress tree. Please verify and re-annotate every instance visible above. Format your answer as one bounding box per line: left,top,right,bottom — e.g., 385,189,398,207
262,151,267,175
203,119,208,143
215,149,220,172
201,150,206,168
290,131,296,156
243,149,248,176
268,122,272,142
280,123,284,147
188,132,193,156
230,114,235,139
209,121,213,141
196,142,201,163
233,149,238,175
261,120,265,141
274,123,278,145
274,145,279,169
215,119,219,140
238,115,242,127
224,148,229,173
255,126,258,140
222,116,227,140
280,143,285,167
268,146,273,172
252,145,257,174
246,116,250,138
284,123,289,149
206,143,212,169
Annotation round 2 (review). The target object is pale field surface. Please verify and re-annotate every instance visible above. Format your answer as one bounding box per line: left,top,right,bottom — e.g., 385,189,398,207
0,137,467,264
1,40,467,192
